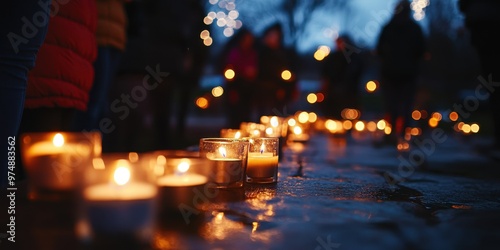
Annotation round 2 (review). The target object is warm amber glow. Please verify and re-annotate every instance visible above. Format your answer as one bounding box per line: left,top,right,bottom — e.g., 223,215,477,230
52,133,64,147
203,16,213,25
431,112,442,121
260,116,270,124
270,116,279,127
354,121,365,131
412,110,421,120
449,111,458,122
470,123,480,133
365,81,377,92
234,131,241,139
342,120,353,130
307,93,318,104
196,97,209,109
367,121,377,132
224,69,235,80
293,126,302,135
384,126,392,135
308,112,317,123
203,37,213,46
265,127,274,135
325,119,337,131
457,122,465,130
260,143,266,154
200,30,210,39
342,108,360,120
298,112,309,123
177,162,190,173
428,117,439,128
462,124,471,133
287,118,296,127
377,119,386,130
281,70,292,81
113,163,131,186
410,128,421,136
212,86,224,97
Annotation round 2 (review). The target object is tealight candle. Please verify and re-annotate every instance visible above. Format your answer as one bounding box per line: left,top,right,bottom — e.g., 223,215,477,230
246,138,279,183
21,132,100,200
200,138,249,188
83,159,157,234
157,160,208,209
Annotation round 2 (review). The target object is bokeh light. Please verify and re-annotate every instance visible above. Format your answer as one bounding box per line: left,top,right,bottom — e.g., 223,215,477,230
307,93,318,104
281,70,292,81
365,81,377,92
224,69,235,80
196,97,209,109
212,86,224,97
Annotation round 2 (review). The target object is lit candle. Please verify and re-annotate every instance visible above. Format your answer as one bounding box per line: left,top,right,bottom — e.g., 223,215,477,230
157,160,208,211
209,146,244,185
83,160,157,233
246,142,278,182
24,133,92,191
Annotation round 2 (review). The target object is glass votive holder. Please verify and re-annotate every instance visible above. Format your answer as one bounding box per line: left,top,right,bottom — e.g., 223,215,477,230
240,122,265,137
246,137,279,183
20,131,101,200
220,128,244,139
80,153,157,245
199,138,249,188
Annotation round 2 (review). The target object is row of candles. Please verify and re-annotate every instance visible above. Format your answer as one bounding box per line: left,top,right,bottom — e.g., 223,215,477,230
20,129,283,242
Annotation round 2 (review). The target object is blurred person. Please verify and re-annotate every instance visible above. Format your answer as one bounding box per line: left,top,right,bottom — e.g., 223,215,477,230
17,0,97,178
222,28,259,128
320,34,365,119
256,22,297,117
0,0,51,187
74,0,129,132
459,0,500,159
375,0,425,144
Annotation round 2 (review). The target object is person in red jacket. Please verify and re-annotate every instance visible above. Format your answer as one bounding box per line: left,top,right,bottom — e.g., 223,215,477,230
20,0,98,132
16,0,97,181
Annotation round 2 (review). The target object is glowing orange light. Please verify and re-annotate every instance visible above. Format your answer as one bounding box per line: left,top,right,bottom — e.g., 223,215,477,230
224,69,235,80
307,93,317,104
281,70,292,81
470,123,479,133
428,117,439,128
196,97,209,109
412,110,421,120
342,120,353,130
449,111,458,122
366,81,377,92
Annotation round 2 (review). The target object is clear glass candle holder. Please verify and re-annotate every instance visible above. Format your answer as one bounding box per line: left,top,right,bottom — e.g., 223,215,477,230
199,138,249,188
246,137,279,183
80,152,158,245
20,131,101,200
142,150,212,223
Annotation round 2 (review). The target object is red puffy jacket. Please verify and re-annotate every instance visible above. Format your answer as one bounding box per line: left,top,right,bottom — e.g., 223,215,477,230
25,0,97,111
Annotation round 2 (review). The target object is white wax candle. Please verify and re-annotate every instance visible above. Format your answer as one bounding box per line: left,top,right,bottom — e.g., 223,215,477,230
25,140,91,190
84,182,157,233
84,182,157,201
157,173,207,187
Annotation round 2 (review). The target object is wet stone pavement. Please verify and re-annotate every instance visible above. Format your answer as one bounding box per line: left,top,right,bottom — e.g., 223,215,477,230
2,130,500,250
154,132,500,250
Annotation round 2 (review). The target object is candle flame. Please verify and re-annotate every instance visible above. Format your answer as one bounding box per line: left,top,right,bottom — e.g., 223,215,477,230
177,161,190,173
113,163,131,186
53,133,64,147
219,147,227,158
260,143,265,154
234,131,241,139
270,116,279,127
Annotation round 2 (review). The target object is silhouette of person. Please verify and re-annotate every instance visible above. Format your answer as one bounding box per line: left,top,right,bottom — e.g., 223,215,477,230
320,34,364,119
376,0,425,143
459,0,500,157
256,22,297,117
74,0,129,132
0,0,50,188
222,28,259,128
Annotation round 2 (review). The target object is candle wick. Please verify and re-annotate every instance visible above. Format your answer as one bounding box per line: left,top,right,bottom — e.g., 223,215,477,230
260,149,263,154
